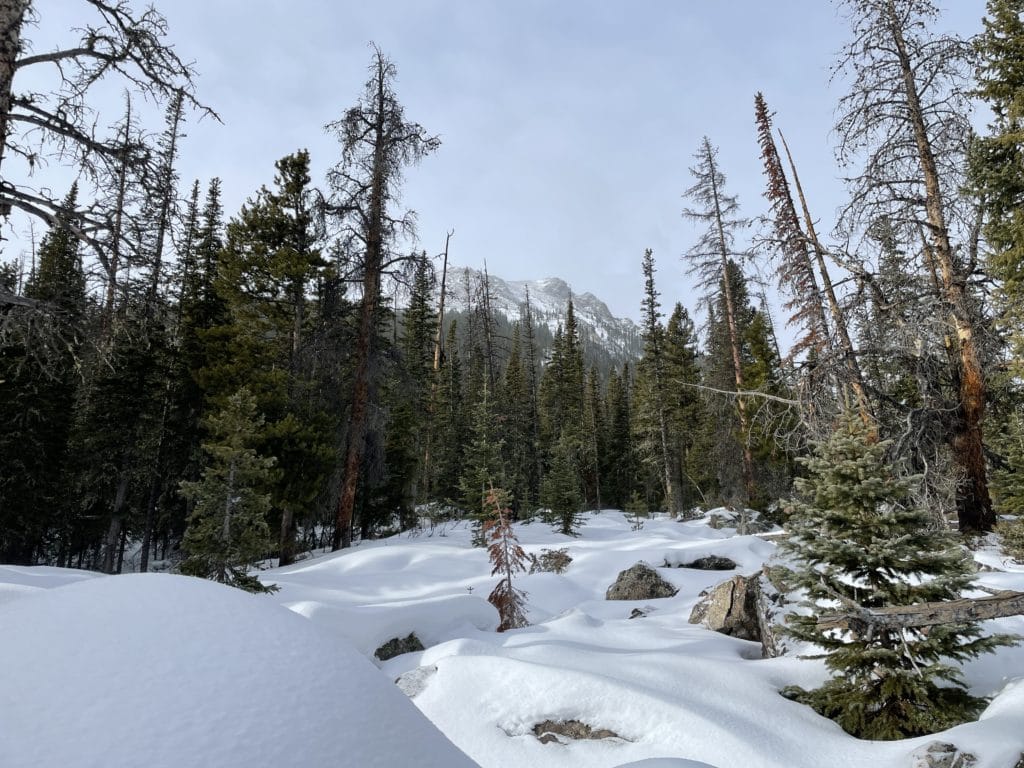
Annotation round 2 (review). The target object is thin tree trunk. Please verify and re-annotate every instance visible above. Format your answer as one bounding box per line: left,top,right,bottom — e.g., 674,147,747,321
708,166,756,501
101,473,130,574
104,100,132,324
779,130,874,429
885,1,994,532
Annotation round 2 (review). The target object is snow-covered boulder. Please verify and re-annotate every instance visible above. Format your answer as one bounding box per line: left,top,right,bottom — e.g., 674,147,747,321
0,572,478,768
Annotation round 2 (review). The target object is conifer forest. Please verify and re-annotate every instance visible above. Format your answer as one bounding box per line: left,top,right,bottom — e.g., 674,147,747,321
5,1,1024,759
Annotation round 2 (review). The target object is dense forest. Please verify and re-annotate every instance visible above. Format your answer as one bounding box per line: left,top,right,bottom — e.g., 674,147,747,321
2,0,1024,594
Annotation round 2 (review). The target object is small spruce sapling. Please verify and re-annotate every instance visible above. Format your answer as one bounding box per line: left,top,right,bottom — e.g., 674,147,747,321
484,485,529,632
781,413,1015,739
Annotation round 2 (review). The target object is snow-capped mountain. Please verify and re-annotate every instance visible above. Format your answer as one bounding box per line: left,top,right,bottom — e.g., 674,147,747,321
442,267,642,369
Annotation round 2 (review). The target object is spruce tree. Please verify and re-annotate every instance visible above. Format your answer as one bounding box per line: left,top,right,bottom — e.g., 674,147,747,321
180,388,277,592
541,433,584,536
0,186,86,563
782,413,1014,739
458,382,506,544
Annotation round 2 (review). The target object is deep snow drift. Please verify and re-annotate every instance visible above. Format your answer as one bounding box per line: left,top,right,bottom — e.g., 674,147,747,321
2,511,1023,768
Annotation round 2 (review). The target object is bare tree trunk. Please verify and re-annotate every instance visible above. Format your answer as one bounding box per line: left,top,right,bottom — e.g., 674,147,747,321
104,100,132,324
708,170,756,501
0,0,29,186
779,131,874,429
101,473,130,574
432,231,452,372
885,1,994,532
147,91,184,306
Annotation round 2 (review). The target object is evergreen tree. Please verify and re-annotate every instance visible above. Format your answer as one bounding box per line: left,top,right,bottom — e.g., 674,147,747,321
428,321,466,504
459,382,506,543
603,364,635,509
633,249,682,515
541,432,584,536
683,138,756,502
180,388,276,592
0,186,87,563
782,413,1013,739
663,303,711,511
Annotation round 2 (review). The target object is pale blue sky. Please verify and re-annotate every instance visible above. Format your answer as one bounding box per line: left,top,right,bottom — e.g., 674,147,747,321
11,1,988,322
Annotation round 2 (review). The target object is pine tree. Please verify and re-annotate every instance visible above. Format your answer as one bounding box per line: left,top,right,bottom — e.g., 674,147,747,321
0,186,87,563
484,485,529,632
180,388,277,592
541,433,584,536
634,249,682,516
683,138,756,502
663,303,711,511
603,364,635,509
459,382,506,543
782,413,1013,739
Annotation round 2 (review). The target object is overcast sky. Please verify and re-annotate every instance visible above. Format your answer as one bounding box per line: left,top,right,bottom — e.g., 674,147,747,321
14,1,987,322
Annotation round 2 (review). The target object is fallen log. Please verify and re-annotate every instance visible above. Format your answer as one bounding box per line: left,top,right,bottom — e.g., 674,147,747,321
818,590,1024,637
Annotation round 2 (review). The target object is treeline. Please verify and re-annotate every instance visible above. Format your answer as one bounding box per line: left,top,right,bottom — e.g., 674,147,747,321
4,0,1024,587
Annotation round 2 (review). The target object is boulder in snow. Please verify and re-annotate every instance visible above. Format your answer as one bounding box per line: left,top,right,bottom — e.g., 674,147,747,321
910,741,977,768
532,719,624,744
689,574,760,641
606,562,678,601
375,632,425,660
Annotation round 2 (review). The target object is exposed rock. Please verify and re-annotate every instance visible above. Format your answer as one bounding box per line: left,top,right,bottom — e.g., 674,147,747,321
606,562,678,601
909,741,977,768
532,719,623,745
668,555,737,571
707,508,773,535
689,569,786,658
629,607,647,619
529,547,572,574
374,632,425,661
689,575,760,642
395,665,437,698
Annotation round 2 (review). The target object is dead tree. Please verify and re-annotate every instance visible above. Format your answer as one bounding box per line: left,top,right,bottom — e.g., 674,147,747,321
1,0,212,261
835,0,994,532
326,45,439,550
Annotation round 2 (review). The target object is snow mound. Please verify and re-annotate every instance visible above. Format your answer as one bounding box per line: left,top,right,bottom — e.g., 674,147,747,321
0,572,477,768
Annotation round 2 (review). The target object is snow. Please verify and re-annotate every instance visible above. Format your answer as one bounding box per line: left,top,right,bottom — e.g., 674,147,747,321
3,510,1023,768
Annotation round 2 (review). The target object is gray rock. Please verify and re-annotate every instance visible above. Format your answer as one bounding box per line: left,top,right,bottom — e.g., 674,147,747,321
910,742,977,768
606,562,678,601
532,719,623,745
689,575,761,642
689,569,787,657
374,632,425,661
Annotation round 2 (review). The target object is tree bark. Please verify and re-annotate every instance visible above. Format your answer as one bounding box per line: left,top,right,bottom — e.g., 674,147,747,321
818,590,1024,636
0,0,29,182
885,0,994,532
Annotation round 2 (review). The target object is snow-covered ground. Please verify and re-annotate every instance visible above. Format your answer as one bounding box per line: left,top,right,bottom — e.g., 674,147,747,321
2,511,1023,767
